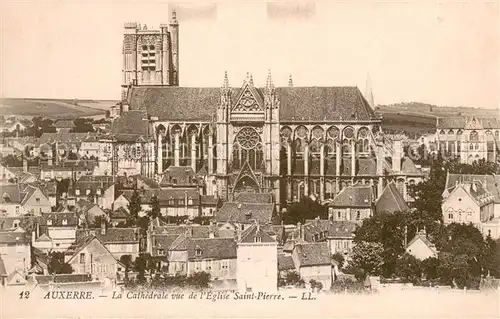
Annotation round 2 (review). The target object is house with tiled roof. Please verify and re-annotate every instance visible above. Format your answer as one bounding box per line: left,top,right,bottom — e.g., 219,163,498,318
405,229,438,261
216,202,275,232
327,184,373,224
166,232,237,281
159,166,201,188
441,178,495,230
40,159,97,181
33,212,79,252
237,223,278,292
53,119,76,132
75,226,140,260
70,175,115,210
443,172,500,218
78,133,101,159
64,235,126,283
292,242,332,290
435,117,499,164
0,184,51,216
109,207,129,226
0,231,31,277
375,182,410,214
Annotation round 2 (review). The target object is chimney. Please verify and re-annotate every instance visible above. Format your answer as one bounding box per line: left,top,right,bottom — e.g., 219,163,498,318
209,230,215,238
100,219,106,235
23,156,28,173
297,222,302,240
31,230,36,243
392,139,402,173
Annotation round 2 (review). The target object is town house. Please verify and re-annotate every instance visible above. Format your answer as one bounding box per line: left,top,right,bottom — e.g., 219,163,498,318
291,242,332,290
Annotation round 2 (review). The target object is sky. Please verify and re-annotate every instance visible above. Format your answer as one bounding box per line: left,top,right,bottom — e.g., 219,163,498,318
0,0,499,109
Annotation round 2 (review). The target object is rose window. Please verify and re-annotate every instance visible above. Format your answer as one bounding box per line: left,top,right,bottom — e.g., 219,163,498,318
236,127,260,149
343,127,354,139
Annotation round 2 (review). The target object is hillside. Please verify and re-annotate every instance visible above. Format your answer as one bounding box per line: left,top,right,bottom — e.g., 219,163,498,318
0,98,115,119
377,102,500,137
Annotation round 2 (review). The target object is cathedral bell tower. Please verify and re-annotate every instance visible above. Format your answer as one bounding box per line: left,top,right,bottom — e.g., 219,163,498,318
121,10,180,100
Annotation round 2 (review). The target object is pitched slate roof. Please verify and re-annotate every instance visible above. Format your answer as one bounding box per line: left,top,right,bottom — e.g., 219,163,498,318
302,219,357,239
0,184,24,204
40,160,97,171
129,86,220,121
111,207,129,219
401,157,422,176
276,86,378,121
406,231,438,254
153,234,181,251
40,212,78,226
153,224,219,238
0,231,30,244
111,110,150,141
160,166,198,187
38,132,96,146
76,228,139,244
216,202,274,225
445,173,500,203
120,188,200,205
0,216,39,231
437,117,500,129
136,175,160,189
234,192,273,203
126,86,378,122
330,185,372,208
175,237,237,260
238,223,276,244
200,195,218,206
375,182,410,213
293,242,330,267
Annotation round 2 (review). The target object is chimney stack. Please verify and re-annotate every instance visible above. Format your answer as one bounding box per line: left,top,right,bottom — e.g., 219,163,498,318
23,156,28,173
101,219,106,235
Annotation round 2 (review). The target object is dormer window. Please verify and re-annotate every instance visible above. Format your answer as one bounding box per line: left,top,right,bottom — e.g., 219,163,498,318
158,249,164,255
86,189,91,195
75,189,80,196
188,197,193,205
255,236,262,243
47,219,52,226
96,189,101,195
195,248,202,256
62,219,67,226
169,197,174,205
13,220,20,228
172,178,177,185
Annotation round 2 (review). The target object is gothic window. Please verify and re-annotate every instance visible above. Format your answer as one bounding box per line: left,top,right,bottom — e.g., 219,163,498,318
357,127,370,153
280,127,292,145
470,131,479,141
312,126,324,140
448,130,454,135
342,139,351,155
457,130,463,135
233,127,263,170
296,126,308,139
309,139,321,154
327,127,340,140
236,89,260,111
440,130,446,135
495,131,499,139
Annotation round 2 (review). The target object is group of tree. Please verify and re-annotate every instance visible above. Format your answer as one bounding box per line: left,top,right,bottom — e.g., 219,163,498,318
345,212,500,289
47,251,74,274
278,270,305,288
282,197,328,224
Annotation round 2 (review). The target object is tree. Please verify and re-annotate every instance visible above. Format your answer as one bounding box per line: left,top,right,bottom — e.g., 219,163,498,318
127,190,142,226
120,255,132,281
484,236,500,278
187,271,211,289
72,118,94,133
421,257,440,280
394,253,422,284
346,241,384,281
48,251,74,274
89,215,111,229
283,197,327,224
332,253,345,269
134,253,155,282
1,154,23,167
148,195,161,220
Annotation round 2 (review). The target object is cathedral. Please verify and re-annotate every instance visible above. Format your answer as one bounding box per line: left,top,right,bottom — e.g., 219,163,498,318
106,11,422,212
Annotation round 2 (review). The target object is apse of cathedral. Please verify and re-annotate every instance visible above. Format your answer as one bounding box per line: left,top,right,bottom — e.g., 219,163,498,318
106,11,422,211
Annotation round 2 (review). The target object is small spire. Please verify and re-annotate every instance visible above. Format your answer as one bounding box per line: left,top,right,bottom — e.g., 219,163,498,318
143,24,148,30
288,74,293,87
364,72,374,107
170,9,178,24
266,69,274,91
246,72,254,86
222,71,229,89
